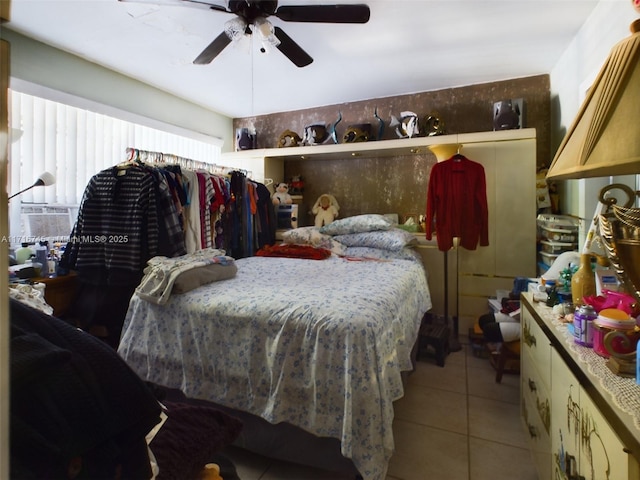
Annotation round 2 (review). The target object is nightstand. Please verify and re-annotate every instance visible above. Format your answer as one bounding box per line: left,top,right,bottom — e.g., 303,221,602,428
32,271,78,318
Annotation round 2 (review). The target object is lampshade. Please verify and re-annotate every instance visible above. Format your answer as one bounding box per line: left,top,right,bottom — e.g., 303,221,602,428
546,20,640,180
35,171,55,187
8,171,56,200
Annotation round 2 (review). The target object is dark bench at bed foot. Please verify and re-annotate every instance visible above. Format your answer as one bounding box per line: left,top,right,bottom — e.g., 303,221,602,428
418,323,450,367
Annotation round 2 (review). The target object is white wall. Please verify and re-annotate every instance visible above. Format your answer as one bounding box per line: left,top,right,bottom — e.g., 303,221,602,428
0,28,235,152
551,1,637,140
549,0,639,244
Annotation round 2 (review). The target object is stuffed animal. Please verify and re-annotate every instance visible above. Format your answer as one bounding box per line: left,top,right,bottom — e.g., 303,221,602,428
272,183,293,205
288,175,304,195
312,194,340,227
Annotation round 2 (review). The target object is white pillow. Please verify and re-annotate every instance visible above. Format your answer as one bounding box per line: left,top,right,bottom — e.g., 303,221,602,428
282,227,347,256
319,214,393,235
334,228,417,251
282,226,330,246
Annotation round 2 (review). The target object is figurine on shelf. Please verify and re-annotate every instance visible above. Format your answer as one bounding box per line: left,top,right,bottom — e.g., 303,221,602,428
374,106,385,140
343,124,372,143
302,124,329,146
278,129,302,148
328,111,342,144
390,111,419,138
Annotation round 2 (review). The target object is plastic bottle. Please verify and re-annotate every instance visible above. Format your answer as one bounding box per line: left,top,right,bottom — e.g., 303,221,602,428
573,304,597,347
15,243,34,264
47,249,58,278
35,242,49,277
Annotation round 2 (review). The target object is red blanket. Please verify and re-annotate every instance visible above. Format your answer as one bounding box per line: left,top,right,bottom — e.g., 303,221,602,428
256,244,331,260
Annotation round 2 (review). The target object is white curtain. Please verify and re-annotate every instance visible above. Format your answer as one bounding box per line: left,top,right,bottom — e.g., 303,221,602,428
8,90,221,240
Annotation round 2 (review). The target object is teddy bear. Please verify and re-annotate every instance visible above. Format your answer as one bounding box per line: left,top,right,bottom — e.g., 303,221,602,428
312,194,340,227
272,182,293,205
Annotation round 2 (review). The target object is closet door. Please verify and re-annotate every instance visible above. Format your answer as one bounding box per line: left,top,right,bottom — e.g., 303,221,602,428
456,137,537,331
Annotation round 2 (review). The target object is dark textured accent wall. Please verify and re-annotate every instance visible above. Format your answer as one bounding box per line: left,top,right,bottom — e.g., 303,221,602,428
234,75,549,225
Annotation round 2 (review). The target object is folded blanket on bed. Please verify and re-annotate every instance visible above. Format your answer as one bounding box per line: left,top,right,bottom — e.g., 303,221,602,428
256,244,332,260
136,248,237,305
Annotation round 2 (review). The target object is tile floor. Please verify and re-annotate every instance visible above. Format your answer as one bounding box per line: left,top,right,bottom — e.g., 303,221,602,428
221,339,539,480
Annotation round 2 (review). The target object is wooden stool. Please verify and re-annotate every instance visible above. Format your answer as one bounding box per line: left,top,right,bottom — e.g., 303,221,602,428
419,323,450,367
493,340,521,383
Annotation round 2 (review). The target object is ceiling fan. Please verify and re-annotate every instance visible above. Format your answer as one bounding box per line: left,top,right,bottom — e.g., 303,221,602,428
120,1,370,67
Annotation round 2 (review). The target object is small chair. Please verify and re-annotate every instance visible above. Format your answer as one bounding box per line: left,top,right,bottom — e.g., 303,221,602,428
493,340,521,383
418,322,450,367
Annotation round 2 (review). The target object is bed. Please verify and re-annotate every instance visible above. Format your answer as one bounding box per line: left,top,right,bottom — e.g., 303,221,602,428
117,222,432,480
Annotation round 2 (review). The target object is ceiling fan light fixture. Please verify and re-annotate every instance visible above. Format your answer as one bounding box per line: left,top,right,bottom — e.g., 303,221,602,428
252,17,280,47
224,16,248,42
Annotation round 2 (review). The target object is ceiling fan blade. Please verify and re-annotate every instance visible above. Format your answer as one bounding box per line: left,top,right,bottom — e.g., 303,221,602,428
273,26,313,68
118,0,228,11
275,4,370,23
193,31,232,65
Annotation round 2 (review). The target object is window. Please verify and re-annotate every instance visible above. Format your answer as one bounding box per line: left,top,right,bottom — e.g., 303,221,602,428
8,90,222,248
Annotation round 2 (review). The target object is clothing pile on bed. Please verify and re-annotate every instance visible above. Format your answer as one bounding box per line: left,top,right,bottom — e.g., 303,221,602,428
136,248,237,305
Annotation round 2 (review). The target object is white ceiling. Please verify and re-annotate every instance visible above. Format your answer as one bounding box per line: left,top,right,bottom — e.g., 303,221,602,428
5,0,601,119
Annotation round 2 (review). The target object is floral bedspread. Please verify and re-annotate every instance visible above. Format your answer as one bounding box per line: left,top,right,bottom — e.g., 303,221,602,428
118,253,431,480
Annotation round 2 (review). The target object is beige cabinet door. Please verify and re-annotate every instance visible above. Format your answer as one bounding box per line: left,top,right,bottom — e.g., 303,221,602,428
457,137,536,278
457,138,537,328
521,306,553,480
578,387,633,480
551,348,583,480
551,348,634,480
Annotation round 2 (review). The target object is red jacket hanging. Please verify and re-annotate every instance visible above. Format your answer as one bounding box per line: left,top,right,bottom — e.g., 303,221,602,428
425,155,489,251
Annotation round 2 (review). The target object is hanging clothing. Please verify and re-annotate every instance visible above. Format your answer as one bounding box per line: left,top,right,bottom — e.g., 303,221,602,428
255,182,276,248
181,169,202,254
148,167,188,258
62,166,160,286
425,154,489,251
59,163,186,347
196,170,215,249
61,164,186,286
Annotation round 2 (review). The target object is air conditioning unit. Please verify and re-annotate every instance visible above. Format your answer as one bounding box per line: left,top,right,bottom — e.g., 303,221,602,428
24,213,73,239
20,205,76,242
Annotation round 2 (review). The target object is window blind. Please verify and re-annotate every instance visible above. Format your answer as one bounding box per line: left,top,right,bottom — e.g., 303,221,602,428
8,90,222,240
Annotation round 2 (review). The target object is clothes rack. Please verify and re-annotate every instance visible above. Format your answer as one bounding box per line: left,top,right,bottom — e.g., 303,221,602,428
124,147,254,179
124,146,276,257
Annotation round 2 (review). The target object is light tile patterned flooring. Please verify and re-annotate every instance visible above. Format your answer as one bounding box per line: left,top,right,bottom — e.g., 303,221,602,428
221,340,539,480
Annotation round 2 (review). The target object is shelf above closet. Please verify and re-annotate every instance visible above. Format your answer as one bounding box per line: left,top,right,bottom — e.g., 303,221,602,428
222,128,536,162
